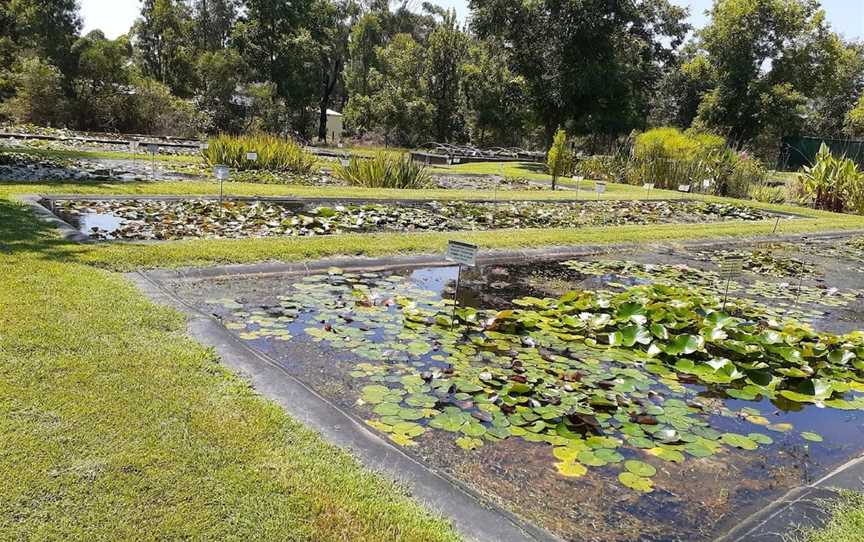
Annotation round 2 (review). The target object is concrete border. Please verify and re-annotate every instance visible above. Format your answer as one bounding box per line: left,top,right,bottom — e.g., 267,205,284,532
717,453,864,542
131,270,560,542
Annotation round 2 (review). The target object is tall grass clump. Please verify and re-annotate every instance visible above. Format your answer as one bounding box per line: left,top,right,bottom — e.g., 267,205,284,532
333,152,431,188
202,134,317,174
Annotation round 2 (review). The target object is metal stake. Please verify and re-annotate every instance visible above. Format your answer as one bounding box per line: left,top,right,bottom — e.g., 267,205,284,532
772,215,781,234
450,265,462,330
722,275,731,311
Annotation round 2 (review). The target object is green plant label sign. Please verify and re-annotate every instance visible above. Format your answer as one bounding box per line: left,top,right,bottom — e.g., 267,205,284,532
446,240,478,267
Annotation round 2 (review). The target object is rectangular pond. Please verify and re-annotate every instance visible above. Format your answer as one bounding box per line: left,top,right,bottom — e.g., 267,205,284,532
40,196,790,241
154,235,864,542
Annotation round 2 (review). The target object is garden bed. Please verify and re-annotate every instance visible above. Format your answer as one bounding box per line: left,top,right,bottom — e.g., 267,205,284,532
154,236,864,542
42,196,787,241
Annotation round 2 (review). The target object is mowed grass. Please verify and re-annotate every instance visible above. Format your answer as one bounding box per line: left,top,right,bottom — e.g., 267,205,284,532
0,199,461,540
0,177,680,201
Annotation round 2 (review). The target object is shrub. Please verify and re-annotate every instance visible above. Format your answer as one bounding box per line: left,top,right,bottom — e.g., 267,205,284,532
333,152,430,188
799,143,864,214
0,56,68,127
748,184,786,204
546,128,573,189
633,127,725,161
202,134,317,175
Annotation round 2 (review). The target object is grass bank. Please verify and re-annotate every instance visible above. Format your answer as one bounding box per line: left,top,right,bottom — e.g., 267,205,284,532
795,492,864,542
0,178,681,201
0,145,200,164
0,197,460,541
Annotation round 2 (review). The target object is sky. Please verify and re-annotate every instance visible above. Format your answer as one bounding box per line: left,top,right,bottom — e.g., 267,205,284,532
81,0,863,41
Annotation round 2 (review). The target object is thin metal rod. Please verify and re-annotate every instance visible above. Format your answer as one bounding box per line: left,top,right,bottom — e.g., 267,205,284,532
722,276,731,311
450,265,461,330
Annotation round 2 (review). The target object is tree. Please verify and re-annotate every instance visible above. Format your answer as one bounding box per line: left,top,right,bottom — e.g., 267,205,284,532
470,0,689,142
424,10,468,142
234,0,319,134
192,0,239,52
0,56,68,126
70,31,133,130
846,96,864,137
368,33,433,145
694,0,823,142
310,0,355,142
3,0,81,76
461,40,530,147
195,49,244,132
132,0,196,97
546,127,572,191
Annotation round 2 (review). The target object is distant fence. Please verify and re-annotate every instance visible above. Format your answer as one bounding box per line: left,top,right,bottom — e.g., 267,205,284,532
779,135,864,170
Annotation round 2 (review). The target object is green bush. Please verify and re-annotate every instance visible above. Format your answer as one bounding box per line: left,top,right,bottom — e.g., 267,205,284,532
333,152,431,188
546,128,573,189
633,127,725,161
202,134,317,174
748,184,786,204
798,143,864,213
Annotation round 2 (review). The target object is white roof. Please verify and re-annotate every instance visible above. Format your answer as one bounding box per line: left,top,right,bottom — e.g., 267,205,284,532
326,109,343,117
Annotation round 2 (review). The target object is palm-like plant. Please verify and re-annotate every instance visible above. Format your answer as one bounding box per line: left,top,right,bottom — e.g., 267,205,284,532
799,144,864,213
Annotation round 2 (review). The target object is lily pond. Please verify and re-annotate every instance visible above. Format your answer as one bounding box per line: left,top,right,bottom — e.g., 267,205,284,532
162,237,864,542
43,197,781,241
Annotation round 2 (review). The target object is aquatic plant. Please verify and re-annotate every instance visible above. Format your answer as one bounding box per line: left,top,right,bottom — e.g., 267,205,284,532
202,134,317,175
333,152,431,189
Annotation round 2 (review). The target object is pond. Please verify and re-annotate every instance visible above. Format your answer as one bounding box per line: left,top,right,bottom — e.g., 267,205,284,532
43,197,787,241
161,237,864,541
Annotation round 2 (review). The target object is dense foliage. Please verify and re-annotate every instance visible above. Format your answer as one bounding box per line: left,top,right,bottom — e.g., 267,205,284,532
333,152,431,188
797,144,864,214
0,0,861,155
202,134,317,174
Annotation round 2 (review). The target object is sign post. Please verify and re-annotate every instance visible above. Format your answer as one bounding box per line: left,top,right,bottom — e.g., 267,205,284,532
445,241,478,330
573,175,584,199
595,181,607,200
701,179,712,200
214,164,230,205
720,254,744,311
146,143,159,180
678,184,692,199
246,151,258,163
642,182,654,199
129,141,139,166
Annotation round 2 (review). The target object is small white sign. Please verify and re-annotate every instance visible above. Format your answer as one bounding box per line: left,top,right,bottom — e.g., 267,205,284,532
213,165,230,181
595,182,607,194
446,240,478,267
147,144,158,154
720,255,744,277
453,158,461,164
678,184,692,193
340,158,350,167
702,179,712,190
642,183,655,190
573,175,585,182
246,152,258,161
129,141,139,151
200,142,209,150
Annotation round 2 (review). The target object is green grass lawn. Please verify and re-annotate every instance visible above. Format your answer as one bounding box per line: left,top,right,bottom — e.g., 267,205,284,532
0,144,202,165
0,176,678,201
2,177,863,540
0,197,461,541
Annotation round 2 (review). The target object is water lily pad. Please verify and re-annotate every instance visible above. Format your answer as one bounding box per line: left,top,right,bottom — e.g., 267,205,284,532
801,431,823,442
624,460,656,477
618,472,654,493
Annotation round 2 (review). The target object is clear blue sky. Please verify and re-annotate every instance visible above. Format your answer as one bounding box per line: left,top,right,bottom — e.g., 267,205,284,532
81,0,863,41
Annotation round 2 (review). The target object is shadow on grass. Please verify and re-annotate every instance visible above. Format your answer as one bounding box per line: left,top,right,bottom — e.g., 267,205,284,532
0,199,85,262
